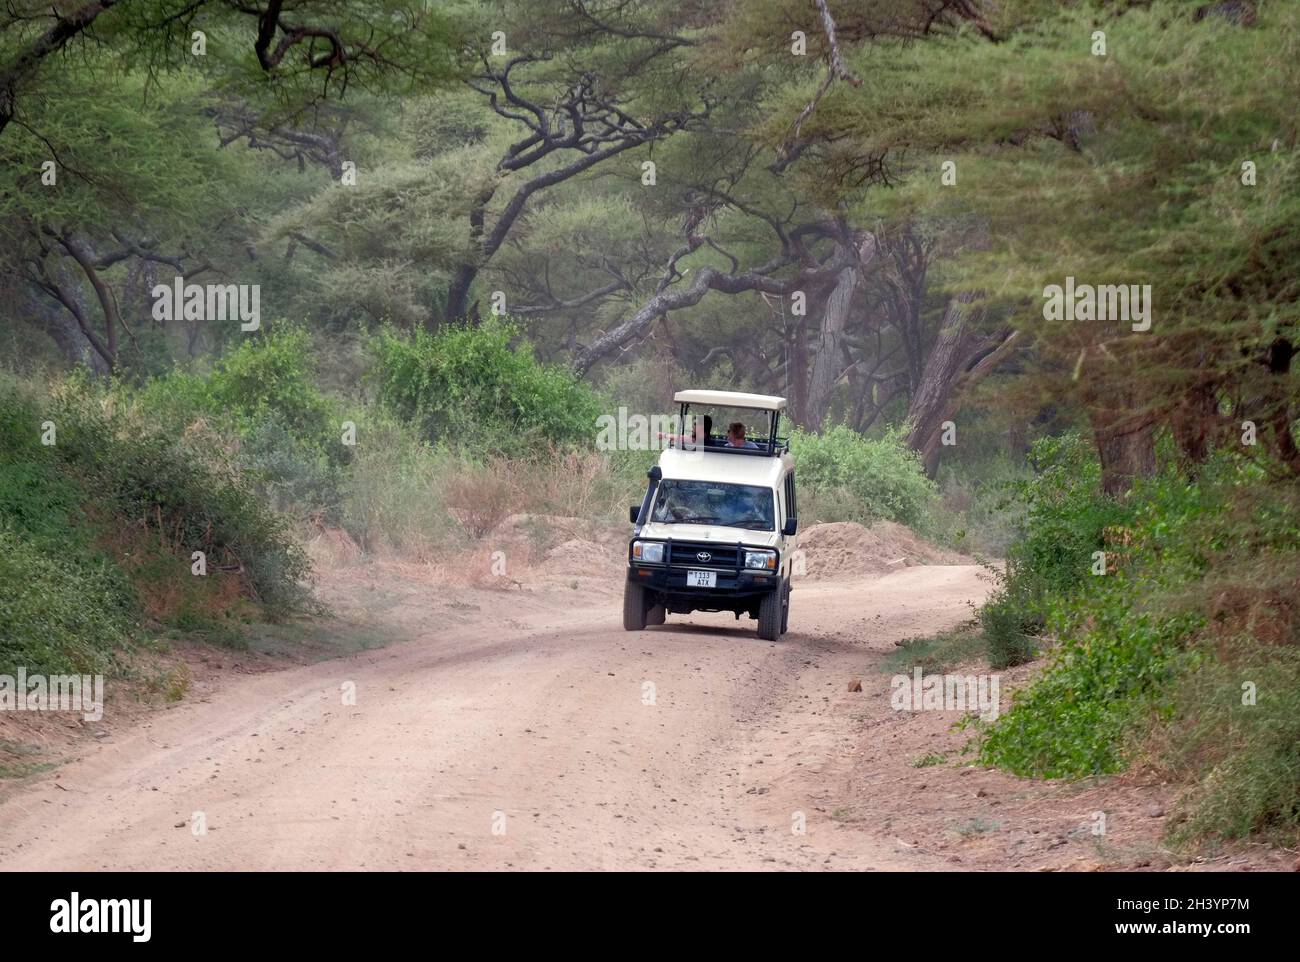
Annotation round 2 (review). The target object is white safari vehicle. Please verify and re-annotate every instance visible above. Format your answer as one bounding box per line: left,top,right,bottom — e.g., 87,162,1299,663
623,390,798,641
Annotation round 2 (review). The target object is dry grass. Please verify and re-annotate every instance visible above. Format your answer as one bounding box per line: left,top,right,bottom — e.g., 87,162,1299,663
444,460,517,539
341,423,645,566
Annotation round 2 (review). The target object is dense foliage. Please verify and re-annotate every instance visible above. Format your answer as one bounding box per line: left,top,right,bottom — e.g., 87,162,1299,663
979,445,1300,841
791,425,936,527
372,321,604,447
0,374,309,676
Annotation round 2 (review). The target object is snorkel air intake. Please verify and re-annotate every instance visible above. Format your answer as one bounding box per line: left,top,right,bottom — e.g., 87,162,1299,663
633,465,662,535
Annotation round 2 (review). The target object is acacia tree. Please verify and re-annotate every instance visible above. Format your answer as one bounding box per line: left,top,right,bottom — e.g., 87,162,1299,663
249,0,1018,441
748,0,1298,487
445,50,712,324
1,0,460,144
0,0,463,371
565,0,1008,441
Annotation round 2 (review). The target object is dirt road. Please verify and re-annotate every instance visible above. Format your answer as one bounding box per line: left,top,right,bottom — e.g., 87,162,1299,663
8,546,1273,872
0,565,996,871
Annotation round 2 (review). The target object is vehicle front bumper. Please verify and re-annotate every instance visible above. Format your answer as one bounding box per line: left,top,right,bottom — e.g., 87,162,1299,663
626,564,780,599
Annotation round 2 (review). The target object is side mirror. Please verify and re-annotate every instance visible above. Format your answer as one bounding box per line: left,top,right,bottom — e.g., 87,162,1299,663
630,505,640,523
782,518,798,537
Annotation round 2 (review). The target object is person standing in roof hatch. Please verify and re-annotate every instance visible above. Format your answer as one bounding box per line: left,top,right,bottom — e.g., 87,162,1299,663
658,414,713,448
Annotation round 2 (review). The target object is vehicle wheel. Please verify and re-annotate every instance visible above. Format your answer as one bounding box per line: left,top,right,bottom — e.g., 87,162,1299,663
757,588,781,641
780,581,790,635
623,581,648,630
647,604,666,626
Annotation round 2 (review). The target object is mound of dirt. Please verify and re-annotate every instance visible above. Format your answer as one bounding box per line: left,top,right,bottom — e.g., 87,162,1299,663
493,514,625,553
796,520,969,581
542,538,622,577
306,527,365,567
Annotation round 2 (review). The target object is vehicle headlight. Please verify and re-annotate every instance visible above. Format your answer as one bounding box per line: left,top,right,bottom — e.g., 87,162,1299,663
632,541,665,564
744,550,777,570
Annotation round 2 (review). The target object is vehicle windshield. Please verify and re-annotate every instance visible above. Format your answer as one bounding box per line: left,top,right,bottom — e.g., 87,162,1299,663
649,480,775,531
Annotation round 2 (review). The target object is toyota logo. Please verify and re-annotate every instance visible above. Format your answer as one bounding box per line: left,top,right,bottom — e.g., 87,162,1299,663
696,551,711,562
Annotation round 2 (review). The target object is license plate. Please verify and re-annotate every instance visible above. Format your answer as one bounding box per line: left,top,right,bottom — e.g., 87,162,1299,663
686,570,716,588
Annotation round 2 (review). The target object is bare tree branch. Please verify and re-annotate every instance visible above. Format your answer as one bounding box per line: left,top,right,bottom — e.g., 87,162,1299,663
0,0,121,140
573,229,862,375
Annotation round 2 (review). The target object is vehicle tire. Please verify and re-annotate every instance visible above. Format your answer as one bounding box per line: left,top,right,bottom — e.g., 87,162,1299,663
757,588,781,641
780,580,790,635
646,604,666,626
623,581,648,630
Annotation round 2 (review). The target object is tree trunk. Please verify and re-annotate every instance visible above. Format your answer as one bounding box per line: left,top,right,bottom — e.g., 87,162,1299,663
802,234,878,431
1088,390,1157,497
1169,380,1220,469
22,279,104,373
787,314,810,427
904,291,985,477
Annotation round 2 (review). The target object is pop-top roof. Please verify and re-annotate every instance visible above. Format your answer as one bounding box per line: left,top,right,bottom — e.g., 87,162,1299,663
673,390,787,412
658,447,789,486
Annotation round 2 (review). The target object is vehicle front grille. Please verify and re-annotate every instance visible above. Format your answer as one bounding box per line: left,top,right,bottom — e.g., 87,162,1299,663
666,541,741,570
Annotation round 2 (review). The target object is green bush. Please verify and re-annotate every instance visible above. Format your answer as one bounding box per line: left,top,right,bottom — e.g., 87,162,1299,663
789,424,937,527
1001,433,1131,609
1,375,311,631
372,320,603,450
0,458,86,552
978,449,1271,786
981,448,1300,843
67,405,311,613
979,588,1037,669
1163,644,1300,844
981,575,1200,777
203,328,334,440
0,525,138,676
136,328,350,518
967,433,1134,670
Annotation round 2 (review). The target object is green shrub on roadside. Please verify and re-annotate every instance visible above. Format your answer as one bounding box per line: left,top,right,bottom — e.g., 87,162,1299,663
0,371,308,670
980,574,1201,777
135,327,332,435
1001,433,1130,609
135,327,351,519
1162,644,1300,844
48,384,311,613
0,525,138,676
978,445,1300,845
979,588,1037,669
372,320,603,450
977,446,1206,777
790,424,936,527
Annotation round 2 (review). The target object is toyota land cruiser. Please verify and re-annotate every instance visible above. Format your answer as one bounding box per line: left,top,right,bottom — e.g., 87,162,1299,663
623,390,797,641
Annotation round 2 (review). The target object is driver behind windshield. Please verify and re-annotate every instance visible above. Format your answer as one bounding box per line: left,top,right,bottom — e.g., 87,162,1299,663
649,480,774,530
